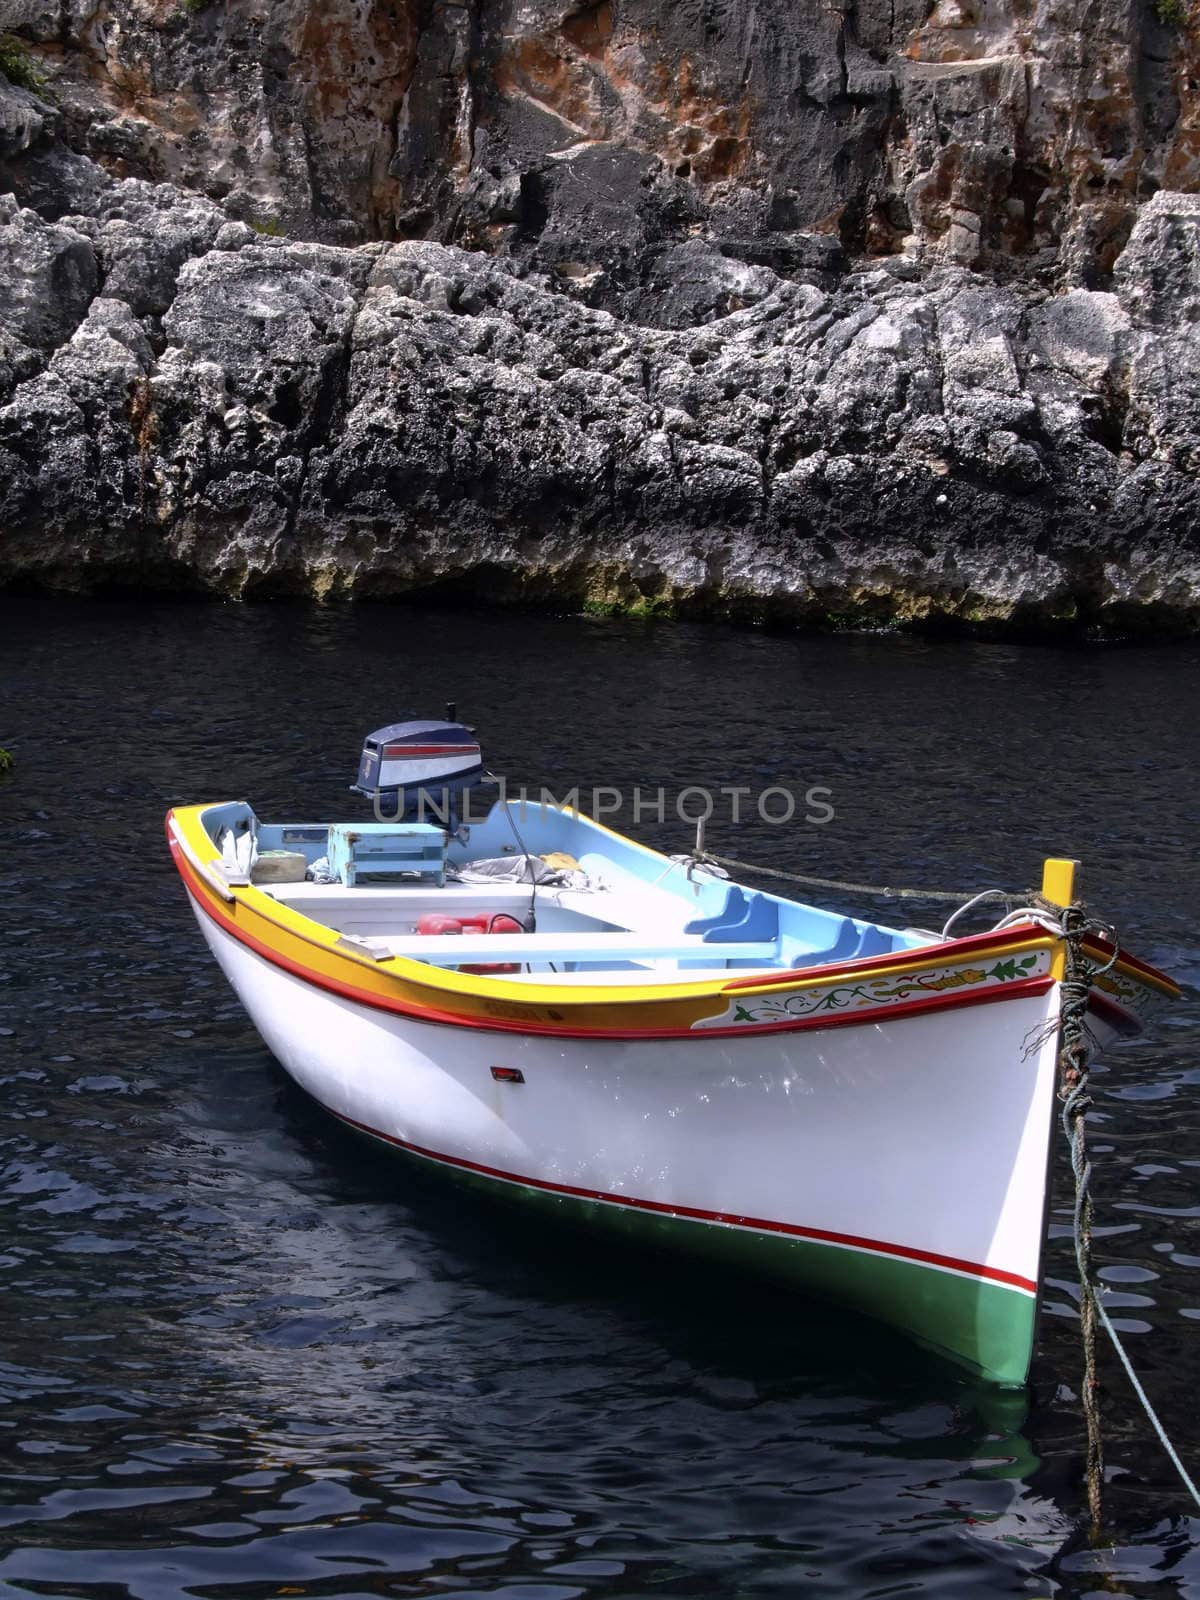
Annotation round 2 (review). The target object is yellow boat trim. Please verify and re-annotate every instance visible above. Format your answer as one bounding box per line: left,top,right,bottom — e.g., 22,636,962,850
166,805,1081,1038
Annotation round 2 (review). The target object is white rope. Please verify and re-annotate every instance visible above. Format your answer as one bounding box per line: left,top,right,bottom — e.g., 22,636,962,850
1096,1293,1200,1512
939,889,1014,940
990,906,1068,937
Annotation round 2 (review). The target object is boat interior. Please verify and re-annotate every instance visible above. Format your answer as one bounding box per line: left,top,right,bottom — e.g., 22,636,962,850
200,799,936,982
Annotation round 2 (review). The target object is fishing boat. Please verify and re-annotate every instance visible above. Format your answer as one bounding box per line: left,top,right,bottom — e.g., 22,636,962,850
166,716,1179,1385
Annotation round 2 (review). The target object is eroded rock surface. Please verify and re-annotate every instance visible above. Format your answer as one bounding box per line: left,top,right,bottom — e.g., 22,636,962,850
0,4,1198,627
4,0,1199,279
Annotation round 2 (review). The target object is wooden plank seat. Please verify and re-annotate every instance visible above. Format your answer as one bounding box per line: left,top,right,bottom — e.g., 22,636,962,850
267,884,541,912
500,965,776,984
377,932,781,966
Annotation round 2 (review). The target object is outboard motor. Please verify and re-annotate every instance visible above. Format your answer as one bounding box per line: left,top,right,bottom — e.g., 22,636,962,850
351,711,498,830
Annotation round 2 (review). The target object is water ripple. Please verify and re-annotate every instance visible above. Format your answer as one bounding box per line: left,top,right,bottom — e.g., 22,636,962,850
1,598,1198,1597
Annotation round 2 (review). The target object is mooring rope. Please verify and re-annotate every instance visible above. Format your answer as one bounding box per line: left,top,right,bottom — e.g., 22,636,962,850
1056,903,1113,1540
1095,1294,1200,1511
704,848,1200,1527
1054,908,1200,1534
700,842,1200,1524
698,851,993,905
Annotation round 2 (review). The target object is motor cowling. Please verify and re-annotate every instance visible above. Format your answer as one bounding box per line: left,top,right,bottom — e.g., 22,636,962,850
352,719,496,827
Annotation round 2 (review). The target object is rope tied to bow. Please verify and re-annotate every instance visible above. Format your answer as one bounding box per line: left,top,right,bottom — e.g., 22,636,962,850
688,838,1200,1531
1056,902,1108,1541
1056,902,1126,1536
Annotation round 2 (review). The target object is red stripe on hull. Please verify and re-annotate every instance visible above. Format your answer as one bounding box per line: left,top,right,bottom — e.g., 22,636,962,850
333,1109,1038,1294
173,841,1055,1039
1082,934,1179,996
1087,988,1142,1037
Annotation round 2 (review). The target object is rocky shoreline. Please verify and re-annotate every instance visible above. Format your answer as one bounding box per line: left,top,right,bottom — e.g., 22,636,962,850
2,14,1199,632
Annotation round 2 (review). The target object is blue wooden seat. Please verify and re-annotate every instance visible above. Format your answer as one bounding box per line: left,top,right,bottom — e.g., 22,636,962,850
327,823,447,887
685,886,780,944
789,917,896,969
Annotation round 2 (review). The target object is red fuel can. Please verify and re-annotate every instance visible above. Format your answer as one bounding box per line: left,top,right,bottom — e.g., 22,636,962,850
461,912,526,974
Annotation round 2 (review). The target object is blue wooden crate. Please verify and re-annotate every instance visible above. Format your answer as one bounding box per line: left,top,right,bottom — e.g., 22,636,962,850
327,823,446,887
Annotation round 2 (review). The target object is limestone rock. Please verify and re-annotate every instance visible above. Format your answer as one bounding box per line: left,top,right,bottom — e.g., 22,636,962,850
0,197,97,350
3,0,1198,282
1115,192,1200,329
0,0,1198,629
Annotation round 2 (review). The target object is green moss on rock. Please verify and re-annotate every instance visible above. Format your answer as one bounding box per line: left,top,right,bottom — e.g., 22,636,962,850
0,33,48,94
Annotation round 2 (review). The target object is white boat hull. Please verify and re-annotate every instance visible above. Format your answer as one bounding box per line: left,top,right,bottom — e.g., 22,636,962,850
192,894,1062,1382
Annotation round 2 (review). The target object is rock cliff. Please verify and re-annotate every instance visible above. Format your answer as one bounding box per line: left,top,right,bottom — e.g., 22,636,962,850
0,0,1198,628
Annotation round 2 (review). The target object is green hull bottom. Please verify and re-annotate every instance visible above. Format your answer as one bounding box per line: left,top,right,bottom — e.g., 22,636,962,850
348,1121,1038,1386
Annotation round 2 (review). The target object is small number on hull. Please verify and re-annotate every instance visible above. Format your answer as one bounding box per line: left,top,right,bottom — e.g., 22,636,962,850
490,1066,525,1084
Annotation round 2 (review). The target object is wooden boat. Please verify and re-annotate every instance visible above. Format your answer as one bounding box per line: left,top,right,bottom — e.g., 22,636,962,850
166,717,1179,1385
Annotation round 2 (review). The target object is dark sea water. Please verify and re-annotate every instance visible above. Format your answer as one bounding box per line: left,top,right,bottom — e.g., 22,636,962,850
2,595,1199,1600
